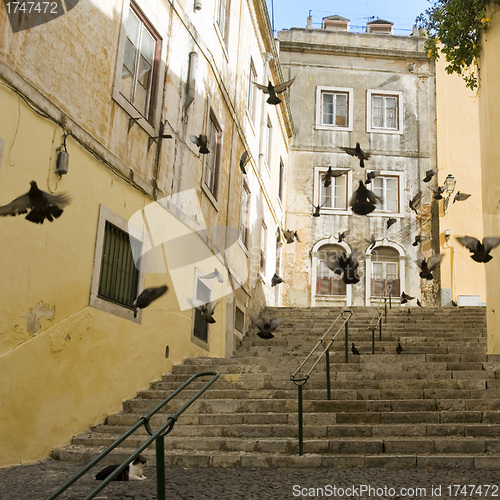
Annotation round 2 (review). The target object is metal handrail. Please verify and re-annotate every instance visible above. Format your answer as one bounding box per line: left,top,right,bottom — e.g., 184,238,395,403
383,281,394,322
290,310,352,455
45,371,219,500
368,309,383,354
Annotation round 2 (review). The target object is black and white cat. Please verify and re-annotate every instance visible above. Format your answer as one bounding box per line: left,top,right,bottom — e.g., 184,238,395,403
95,455,147,481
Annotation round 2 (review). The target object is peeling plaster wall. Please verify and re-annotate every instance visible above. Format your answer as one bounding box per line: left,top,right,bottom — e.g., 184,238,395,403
0,0,292,467
278,27,437,307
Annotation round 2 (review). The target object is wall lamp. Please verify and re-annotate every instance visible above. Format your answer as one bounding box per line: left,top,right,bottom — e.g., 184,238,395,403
442,173,456,214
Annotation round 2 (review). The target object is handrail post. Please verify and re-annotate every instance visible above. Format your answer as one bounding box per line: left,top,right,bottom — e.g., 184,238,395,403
298,384,304,456
370,327,375,354
344,319,349,363
156,436,166,500
379,316,382,341
384,297,387,323
325,347,331,400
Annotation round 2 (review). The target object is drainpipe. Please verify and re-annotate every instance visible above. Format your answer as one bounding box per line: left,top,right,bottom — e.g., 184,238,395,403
443,230,456,304
258,52,273,173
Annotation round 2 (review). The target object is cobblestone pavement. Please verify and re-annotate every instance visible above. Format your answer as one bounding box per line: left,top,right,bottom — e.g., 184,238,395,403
0,459,499,499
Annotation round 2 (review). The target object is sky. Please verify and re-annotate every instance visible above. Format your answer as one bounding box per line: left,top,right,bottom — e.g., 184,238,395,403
266,0,433,35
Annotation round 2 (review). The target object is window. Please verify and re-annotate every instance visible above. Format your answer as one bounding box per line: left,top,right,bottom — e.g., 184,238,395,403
278,158,285,203
120,2,162,122
235,306,245,333
371,174,401,214
203,112,223,200
314,167,351,213
367,90,403,133
316,86,353,131
260,221,267,273
247,59,257,123
370,247,400,297
98,221,139,308
193,279,211,342
316,245,347,296
215,0,231,45
239,183,250,248
90,206,143,320
264,117,272,169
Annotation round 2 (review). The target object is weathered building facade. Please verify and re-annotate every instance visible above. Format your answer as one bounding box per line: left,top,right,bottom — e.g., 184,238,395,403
0,0,292,466
277,17,438,307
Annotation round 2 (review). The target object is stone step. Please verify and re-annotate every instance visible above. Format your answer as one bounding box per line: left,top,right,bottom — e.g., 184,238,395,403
91,421,500,440
52,445,500,470
68,433,500,457
52,306,499,469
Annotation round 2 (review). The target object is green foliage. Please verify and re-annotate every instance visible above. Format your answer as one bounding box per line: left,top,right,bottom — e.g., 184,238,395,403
416,0,500,89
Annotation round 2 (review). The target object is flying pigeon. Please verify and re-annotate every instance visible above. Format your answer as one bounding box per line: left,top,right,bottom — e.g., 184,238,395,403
456,236,500,263
340,143,370,168
323,167,333,188
133,285,168,318
282,229,300,244
351,343,360,355
0,181,71,224
429,185,446,200
338,230,349,243
453,191,471,203
251,316,285,339
396,342,403,354
239,151,250,174
254,76,296,105
323,167,344,187
409,190,424,214
401,291,415,304
190,299,219,323
365,235,377,251
200,268,224,283
412,235,428,247
350,180,382,215
190,134,209,154
365,170,380,185
417,254,444,280
324,250,360,285
271,273,284,287
308,199,326,217
387,217,397,229
423,168,438,182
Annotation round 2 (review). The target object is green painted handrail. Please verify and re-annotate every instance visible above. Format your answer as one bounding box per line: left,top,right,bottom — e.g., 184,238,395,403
368,309,383,354
45,371,219,500
290,310,352,455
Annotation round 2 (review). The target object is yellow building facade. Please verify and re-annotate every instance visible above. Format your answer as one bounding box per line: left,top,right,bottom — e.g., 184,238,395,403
479,6,500,354
435,56,485,306
0,0,292,467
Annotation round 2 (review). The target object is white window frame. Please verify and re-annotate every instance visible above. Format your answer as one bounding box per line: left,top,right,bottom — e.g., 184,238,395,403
313,166,353,215
201,107,224,209
366,89,404,134
239,182,250,249
112,0,167,137
247,59,257,125
315,86,354,131
214,0,231,48
264,116,272,171
368,170,404,217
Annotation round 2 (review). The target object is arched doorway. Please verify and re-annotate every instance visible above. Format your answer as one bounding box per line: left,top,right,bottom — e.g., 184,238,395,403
311,238,352,306
365,240,406,305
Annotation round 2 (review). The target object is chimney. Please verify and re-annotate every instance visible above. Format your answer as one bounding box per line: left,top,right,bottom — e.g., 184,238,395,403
322,15,349,31
307,15,313,29
366,19,394,34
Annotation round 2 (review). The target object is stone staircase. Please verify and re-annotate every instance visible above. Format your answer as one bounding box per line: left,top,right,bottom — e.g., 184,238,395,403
52,306,500,469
